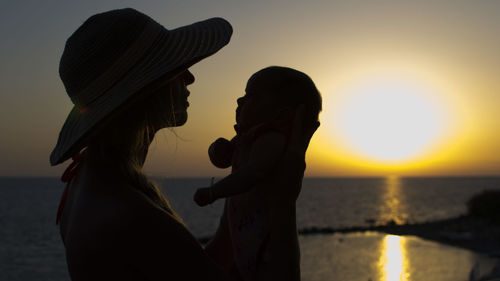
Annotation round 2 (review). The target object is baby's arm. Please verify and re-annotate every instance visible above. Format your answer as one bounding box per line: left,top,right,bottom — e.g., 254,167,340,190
194,132,287,206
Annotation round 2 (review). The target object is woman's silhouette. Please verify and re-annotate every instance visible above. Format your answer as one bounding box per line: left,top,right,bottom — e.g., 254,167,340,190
51,8,317,280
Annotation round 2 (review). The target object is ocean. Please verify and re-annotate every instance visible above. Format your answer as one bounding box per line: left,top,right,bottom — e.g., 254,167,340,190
1,177,499,281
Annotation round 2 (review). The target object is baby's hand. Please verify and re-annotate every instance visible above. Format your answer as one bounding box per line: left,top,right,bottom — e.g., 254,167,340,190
193,187,215,206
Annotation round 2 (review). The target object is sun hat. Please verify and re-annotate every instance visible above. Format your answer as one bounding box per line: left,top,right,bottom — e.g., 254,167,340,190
50,8,232,166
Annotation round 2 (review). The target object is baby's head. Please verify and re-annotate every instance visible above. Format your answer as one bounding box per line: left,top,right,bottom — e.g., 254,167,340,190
237,66,322,133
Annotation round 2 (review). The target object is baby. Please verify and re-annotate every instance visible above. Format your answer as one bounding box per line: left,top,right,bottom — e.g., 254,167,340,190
194,66,322,281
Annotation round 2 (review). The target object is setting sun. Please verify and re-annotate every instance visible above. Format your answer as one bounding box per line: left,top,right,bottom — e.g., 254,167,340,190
334,76,447,162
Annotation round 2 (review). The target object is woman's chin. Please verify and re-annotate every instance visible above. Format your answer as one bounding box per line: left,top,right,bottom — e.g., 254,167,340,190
160,111,187,128
172,111,188,126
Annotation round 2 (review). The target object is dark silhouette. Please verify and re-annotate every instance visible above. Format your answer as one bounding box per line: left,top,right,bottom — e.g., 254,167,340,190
51,8,317,281
193,66,322,280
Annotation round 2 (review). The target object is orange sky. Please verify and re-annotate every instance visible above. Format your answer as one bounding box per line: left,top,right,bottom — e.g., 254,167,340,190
1,1,499,177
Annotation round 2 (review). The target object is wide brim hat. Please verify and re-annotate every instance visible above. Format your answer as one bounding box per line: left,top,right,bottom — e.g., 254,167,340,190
50,8,232,165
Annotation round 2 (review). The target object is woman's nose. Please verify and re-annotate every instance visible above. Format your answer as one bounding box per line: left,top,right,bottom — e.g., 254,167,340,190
183,70,195,85
237,97,245,106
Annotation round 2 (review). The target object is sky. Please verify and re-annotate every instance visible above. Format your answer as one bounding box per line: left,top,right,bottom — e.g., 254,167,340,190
1,0,499,177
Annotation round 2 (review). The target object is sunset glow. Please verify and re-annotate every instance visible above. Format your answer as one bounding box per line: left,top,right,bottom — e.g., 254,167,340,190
1,1,499,177
336,76,445,162
305,53,489,177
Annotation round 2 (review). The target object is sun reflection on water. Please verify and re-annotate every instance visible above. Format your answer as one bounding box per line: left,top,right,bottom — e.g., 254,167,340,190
381,176,409,224
379,235,410,281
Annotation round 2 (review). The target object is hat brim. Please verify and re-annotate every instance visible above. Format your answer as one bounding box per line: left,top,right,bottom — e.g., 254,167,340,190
50,17,232,165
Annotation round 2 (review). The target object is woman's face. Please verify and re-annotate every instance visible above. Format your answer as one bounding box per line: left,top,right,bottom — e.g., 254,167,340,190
168,70,195,127
145,69,195,129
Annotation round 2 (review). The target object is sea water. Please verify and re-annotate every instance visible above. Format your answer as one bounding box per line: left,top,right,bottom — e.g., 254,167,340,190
1,177,499,280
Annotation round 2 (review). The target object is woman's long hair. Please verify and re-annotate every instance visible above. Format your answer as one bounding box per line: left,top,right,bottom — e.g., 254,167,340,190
87,80,181,219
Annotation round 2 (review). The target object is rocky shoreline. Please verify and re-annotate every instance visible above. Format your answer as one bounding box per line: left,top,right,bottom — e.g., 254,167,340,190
199,191,500,260
198,215,500,258
298,215,500,257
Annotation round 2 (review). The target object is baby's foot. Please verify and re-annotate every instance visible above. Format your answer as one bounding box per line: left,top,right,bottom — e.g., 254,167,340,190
208,138,233,168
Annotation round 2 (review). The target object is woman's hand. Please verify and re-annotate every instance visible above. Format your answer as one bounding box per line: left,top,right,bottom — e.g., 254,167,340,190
265,104,320,205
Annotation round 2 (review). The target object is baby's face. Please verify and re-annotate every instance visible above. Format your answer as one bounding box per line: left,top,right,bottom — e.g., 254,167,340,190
235,78,278,132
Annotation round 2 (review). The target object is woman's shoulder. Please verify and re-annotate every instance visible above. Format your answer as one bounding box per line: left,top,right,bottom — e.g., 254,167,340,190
63,181,221,280
103,182,186,235
65,176,184,245
66,185,194,264
110,187,223,279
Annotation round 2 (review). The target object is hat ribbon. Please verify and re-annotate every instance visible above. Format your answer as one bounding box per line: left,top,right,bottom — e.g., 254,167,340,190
56,151,84,225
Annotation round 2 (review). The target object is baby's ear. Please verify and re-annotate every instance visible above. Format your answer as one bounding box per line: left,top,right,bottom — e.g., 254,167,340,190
274,107,294,122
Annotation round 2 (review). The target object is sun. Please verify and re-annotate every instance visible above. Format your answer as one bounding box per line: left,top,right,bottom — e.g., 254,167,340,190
335,77,445,162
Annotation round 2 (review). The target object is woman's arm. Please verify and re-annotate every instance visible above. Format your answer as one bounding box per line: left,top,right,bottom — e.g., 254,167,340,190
260,154,304,281
256,151,304,281
259,105,320,281
262,202,300,281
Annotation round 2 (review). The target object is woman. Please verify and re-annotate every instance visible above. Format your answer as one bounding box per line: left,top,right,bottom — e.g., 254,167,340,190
51,8,317,281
